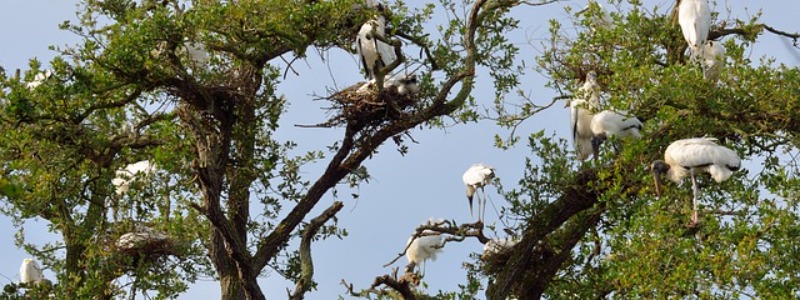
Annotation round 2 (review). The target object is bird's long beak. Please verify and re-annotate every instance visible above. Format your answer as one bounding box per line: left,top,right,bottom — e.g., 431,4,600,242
653,172,663,197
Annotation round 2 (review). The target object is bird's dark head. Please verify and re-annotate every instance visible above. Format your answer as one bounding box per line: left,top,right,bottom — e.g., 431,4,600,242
651,160,670,175
400,74,418,84
586,71,598,83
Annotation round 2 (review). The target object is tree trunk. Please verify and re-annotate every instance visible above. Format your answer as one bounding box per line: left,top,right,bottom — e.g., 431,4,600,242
211,229,246,300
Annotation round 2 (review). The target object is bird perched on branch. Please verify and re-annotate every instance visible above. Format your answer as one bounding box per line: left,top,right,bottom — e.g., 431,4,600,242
111,160,156,195
462,163,495,222
19,258,44,284
356,72,420,96
356,2,397,79
570,71,602,160
482,236,519,258
651,137,741,226
383,73,419,96
677,0,711,57
406,230,444,274
25,69,52,90
700,40,726,81
590,110,643,158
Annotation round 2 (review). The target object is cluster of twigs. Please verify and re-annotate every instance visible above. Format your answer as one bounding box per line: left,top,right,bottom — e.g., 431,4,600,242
103,224,178,268
308,82,419,129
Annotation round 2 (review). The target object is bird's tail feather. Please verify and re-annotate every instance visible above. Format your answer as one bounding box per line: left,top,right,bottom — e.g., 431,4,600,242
708,165,734,182
575,136,594,160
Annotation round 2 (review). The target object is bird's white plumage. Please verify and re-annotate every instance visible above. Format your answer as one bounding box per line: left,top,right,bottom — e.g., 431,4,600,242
20,258,44,284
356,14,396,79
185,41,209,66
462,164,495,221
111,160,156,195
116,225,170,251
357,73,420,96
663,137,740,183
653,137,740,225
25,70,52,90
678,0,711,56
570,72,601,160
462,164,495,193
571,100,596,160
590,110,642,139
700,40,725,81
406,231,444,265
482,237,518,256
384,73,420,96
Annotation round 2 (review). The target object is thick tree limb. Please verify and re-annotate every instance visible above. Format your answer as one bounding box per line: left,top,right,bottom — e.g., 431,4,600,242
252,0,487,273
488,169,600,299
289,201,344,300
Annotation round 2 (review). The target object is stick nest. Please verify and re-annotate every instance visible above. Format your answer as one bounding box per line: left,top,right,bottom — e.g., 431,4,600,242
112,226,178,260
319,82,419,128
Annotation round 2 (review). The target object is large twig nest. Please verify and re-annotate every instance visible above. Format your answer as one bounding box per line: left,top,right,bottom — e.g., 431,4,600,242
319,78,419,128
114,225,176,259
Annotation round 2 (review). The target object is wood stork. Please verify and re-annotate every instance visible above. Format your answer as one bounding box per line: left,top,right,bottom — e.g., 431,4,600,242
356,73,420,96
482,236,518,258
677,0,711,57
570,71,601,160
20,258,44,284
406,230,444,273
590,110,643,158
384,73,419,96
185,41,209,66
700,40,725,81
462,163,495,222
651,137,741,226
356,3,396,79
25,70,52,90
111,160,156,195
116,225,170,251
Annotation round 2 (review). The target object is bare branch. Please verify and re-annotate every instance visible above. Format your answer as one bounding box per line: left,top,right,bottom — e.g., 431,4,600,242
289,201,344,300
382,219,489,268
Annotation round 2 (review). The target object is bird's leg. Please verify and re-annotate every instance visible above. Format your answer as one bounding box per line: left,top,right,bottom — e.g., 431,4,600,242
591,135,604,160
690,169,700,226
478,187,484,223
482,189,488,224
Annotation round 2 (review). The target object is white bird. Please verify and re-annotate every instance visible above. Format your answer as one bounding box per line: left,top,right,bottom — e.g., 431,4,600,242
384,73,420,96
20,258,44,284
677,0,711,57
356,73,420,96
570,71,602,160
25,70,52,90
482,236,519,258
356,3,396,79
700,40,725,81
406,230,444,273
185,41,209,66
651,137,741,226
462,164,496,222
116,225,170,251
590,110,643,158
111,160,156,195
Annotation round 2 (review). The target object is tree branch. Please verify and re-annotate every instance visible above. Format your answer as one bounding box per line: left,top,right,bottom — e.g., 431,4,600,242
289,201,344,300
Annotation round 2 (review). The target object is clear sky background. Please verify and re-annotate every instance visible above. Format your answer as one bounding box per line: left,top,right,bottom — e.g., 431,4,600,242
1,0,799,299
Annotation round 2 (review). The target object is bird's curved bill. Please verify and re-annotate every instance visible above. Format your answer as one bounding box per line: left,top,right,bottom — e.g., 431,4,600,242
653,174,663,197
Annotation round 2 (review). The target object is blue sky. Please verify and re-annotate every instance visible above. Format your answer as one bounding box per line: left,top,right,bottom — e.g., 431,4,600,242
1,0,799,299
